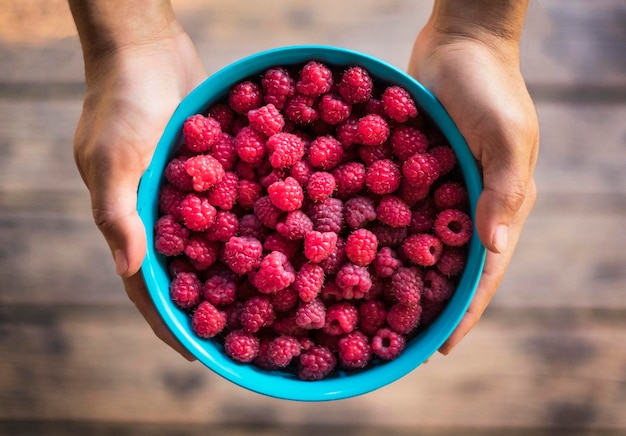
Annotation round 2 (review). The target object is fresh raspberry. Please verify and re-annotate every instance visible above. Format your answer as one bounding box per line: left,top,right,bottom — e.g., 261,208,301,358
387,302,421,335
253,195,283,228
210,133,238,171
267,132,305,169
376,195,411,228
434,209,473,246
306,171,336,201
365,159,401,195
207,103,235,133
158,183,185,222
372,327,406,360
169,271,202,309
269,286,299,313
338,331,372,369
235,126,267,164
344,196,376,229
154,215,189,256
345,229,378,267
312,236,342,275
318,93,351,125
268,335,302,367
398,178,431,206
308,135,344,170
296,61,333,96
372,246,403,278
298,345,336,381
182,114,222,153
423,269,455,302
359,300,387,336
240,295,276,333
323,302,359,335
295,298,326,330
289,160,313,186
253,251,296,294
268,177,304,212
390,125,428,160
206,171,238,210
429,145,457,176
335,263,372,299
164,156,194,191
338,66,373,104
303,230,338,263
180,193,217,231
391,266,423,306
263,232,300,259
357,114,390,147
262,67,296,109
437,246,467,277
224,330,260,362
184,154,225,192
402,152,440,189
222,236,263,274
381,85,418,123
358,141,393,166
293,262,325,302
206,211,239,242
192,301,227,338
228,80,263,114
283,95,319,124
402,233,443,267
276,210,314,240
248,103,285,136
203,272,237,306
332,162,366,199
254,338,279,370
433,182,469,211
184,234,220,270
370,224,408,248
237,214,265,240
237,179,262,210
409,198,437,233
308,197,344,233
336,116,360,148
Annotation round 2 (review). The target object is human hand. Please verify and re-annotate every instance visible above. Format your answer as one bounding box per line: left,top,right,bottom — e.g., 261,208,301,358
408,8,539,354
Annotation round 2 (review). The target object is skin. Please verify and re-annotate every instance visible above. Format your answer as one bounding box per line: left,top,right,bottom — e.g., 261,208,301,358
69,0,538,360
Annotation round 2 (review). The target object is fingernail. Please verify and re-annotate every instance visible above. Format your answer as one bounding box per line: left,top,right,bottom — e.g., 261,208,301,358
114,249,128,276
493,224,509,253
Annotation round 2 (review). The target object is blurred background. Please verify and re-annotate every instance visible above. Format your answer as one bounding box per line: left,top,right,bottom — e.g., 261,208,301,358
0,0,624,434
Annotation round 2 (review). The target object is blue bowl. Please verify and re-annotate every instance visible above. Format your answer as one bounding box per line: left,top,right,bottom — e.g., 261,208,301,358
137,45,486,402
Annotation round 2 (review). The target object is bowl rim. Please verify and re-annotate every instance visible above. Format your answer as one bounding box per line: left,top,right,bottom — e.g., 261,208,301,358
137,44,486,402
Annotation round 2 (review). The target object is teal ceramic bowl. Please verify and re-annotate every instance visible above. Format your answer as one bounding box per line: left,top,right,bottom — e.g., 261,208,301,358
137,45,486,402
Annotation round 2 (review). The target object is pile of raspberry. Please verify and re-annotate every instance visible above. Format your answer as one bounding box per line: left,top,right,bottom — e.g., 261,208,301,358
154,60,473,381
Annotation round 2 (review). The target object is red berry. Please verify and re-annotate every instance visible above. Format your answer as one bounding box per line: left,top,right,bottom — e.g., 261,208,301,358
154,215,189,256
434,209,473,246
357,114,390,146
229,81,263,114
304,231,338,263
338,330,372,369
184,154,225,192
192,301,227,338
372,327,406,360
308,135,344,170
376,195,411,228
182,114,222,153
338,66,373,104
382,85,418,123
365,159,401,195
170,272,202,309
222,236,263,274
296,61,333,96
402,233,443,267
248,103,285,136
268,176,304,212
224,330,260,362
345,228,378,267
306,171,336,202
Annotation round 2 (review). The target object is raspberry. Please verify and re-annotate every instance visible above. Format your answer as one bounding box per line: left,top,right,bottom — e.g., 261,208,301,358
371,224,407,248
390,266,423,306
224,330,260,362
222,236,263,274
398,179,431,206
365,159,401,195
332,162,366,199
185,154,225,192
429,145,457,176
318,93,351,125
433,182,468,211
402,152,440,189
263,232,300,259
357,114,390,147
182,114,222,153
335,263,372,299
376,195,411,228
237,214,265,240
344,196,376,229
260,167,287,189
253,251,296,293
308,135,344,170
180,193,217,231
402,233,443,267
336,116,360,148
237,179,262,210
372,327,406,360
296,61,333,96
306,171,336,201
295,298,326,330
207,103,235,133
308,197,344,233
272,313,307,337
338,66,373,104
169,272,202,309
284,95,319,124
289,160,313,186
269,286,299,313
382,85,418,123
164,156,194,191
298,345,336,381
240,296,276,333
387,303,421,335
268,335,302,367
390,125,428,160
267,132,305,169
192,301,227,338
254,338,279,370
409,198,437,233
207,171,238,210
154,215,189,256
158,183,185,222
338,331,372,369
358,140,393,166
235,126,267,164
323,302,359,335
293,262,325,302
210,133,238,171
268,177,304,212
434,209,473,246
248,103,285,136
423,269,455,302
253,195,283,228
317,236,345,275
203,273,237,306
206,211,239,242
228,81,263,114
372,246,402,278
275,210,313,240
359,300,387,336
184,234,220,270
345,229,378,267
437,246,467,277
262,67,296,109
304,230,338,263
